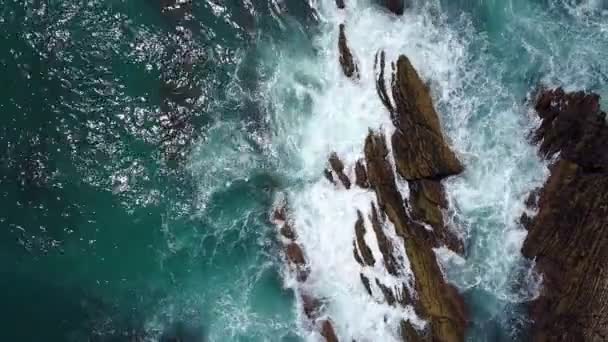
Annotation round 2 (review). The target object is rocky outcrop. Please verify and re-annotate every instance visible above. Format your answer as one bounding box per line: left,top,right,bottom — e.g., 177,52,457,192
338,24,359,79
336,0,345,9
376,52,463,253
522,88,608,342
365,131,467,342
355,160,370,188
328,153,352,189
319,52,467,341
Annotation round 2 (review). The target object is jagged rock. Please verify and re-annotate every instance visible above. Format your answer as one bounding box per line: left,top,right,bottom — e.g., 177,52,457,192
286,243,306,265
409,180,463,253
364,131,467,342
286,242,309,282
338,24,359,79
354,210,376,266
355,160,370,188
302,294,322,320
375,53,464,253
320,320,339,342
353,241,364,266
375,278,397,305
329,152,352,189
280,222,296,240
336,0,345,9
401,320,427,342
522,88,608,342
389,55,463,180
324,168,336,184
360,274,373,295
369,202,400,275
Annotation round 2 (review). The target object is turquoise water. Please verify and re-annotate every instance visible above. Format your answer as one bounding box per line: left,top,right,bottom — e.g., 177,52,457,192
1,0,607,341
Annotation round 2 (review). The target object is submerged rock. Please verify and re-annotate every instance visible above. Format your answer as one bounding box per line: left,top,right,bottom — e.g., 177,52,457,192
385,0,405,15
338,24,359,79
522,88,608,342
328,152,352,189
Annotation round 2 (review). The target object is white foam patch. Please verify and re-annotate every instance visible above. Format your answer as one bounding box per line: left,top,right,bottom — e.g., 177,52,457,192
262,0,471,339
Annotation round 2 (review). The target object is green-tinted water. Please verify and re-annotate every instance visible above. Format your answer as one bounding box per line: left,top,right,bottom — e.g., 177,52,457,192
1,0,607,341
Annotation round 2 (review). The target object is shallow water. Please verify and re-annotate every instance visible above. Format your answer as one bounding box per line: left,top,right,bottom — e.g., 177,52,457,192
1,0,607,341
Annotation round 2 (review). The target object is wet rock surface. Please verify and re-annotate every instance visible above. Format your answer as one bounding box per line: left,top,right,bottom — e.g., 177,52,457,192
376,52,464,252
385,0,405,15
364,131,467,342
329,152,352,189
522,88,608,342
338,24,359,79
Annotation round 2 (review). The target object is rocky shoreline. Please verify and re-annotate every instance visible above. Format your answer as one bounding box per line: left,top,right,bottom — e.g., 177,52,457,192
522,88,608,342
271,5,468,338
272,3,608,341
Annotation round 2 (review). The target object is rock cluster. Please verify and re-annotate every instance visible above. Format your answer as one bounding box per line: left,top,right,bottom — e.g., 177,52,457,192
274,8,467,341
522,88,608,342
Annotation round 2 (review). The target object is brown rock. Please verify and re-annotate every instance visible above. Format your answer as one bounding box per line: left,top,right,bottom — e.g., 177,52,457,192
389,55,463,180
369,202,400,275
409,180,463,254
286,243,306,265
338,24,359,79
280,222,296,240
329,152,352,189
375,278,397,306
401,320,427,342
354,210,376,266
355,159,370,188
320,320,339,342
364,131,467,342
522,88,608,342
302,293,322,320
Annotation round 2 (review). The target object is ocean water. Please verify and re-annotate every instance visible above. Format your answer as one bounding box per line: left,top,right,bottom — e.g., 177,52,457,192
1,0,607,341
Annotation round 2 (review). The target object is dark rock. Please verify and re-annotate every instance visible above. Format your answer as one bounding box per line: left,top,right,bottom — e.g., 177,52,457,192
302,294,322,320
320,320,339,342
355,160,370,188
353,241,364,266
336,0,345,9
409,180,463,253
286,243,306,266
364,131,467,342
280,222,297,240
385,0,405,15
388,55,463,180
324,168,336,184
369,202,400,275
329,152,352,189
522,88,608,342
338,24,359,79
354,210,376,266
401,320,427,342
375,278,397,305
360,274,373,296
